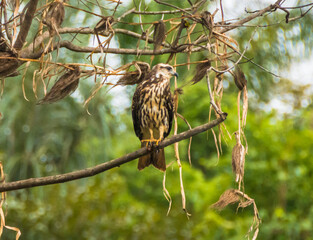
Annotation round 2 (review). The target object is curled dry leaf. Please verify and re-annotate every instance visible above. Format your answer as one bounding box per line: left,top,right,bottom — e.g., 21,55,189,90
116,62,150,86
232,131,245,184
42,0,65,36
233,66,247,90
242,85,248,128
174,87,183,95
153,20,166,52
94,16,114,37
210,189,240,211
37,66,80,104
191,60,211,84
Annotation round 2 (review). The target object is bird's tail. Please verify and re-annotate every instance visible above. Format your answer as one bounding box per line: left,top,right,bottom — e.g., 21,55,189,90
138,143,166,171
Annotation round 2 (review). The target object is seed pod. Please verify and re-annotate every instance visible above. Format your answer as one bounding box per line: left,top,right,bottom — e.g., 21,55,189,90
42,0,65,36
153,20,166,52
37,66,80,104
0,51,19,78
233,66,247,90
232,131,245,183
117,62,150,86
191,60,211,84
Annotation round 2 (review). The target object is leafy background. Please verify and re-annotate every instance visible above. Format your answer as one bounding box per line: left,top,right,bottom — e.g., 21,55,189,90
0,0,313,239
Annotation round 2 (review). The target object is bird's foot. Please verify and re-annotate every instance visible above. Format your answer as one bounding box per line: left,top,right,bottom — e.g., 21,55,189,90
141,139,157,147
155,138,163,146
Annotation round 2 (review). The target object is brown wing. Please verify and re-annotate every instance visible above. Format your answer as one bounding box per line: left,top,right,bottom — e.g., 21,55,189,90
132,85,143,140
163,89,174,139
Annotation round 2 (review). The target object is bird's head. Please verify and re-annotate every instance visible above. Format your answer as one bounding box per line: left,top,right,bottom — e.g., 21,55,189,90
153,63,178,79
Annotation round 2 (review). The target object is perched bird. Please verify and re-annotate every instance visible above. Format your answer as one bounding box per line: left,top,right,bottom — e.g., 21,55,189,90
132,63,178,171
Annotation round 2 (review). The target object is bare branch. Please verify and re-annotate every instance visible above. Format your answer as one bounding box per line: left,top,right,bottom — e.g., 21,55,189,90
22,40,205,59
0,117,226,192
13,0,39,50
220,0,284,34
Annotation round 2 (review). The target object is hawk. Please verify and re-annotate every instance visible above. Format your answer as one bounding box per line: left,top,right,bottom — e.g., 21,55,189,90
132,63,178,171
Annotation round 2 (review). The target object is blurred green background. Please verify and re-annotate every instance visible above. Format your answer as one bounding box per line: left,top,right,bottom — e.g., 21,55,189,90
0,0,313,239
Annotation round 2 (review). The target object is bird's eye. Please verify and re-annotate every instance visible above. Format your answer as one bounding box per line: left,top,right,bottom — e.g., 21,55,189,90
166,66,172,71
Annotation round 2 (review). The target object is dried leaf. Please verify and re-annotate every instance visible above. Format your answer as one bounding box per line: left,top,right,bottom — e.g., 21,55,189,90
153,20,166,52
37,66,80,104
232,132,245,184
211,189,240,211
42,1,65,36
233,66,247,90
163,172,172,216
191,60,211,84
242,85,248,128
174,87,183,95
176,113,192,165
116,62,150,86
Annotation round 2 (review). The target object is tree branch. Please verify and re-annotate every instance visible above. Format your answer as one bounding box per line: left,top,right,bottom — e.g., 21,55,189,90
22,40,204,59
13,0,39,50
0,116,227,192
220,0,283,34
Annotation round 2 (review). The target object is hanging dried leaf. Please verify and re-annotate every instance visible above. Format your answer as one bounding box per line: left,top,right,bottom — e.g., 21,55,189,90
210,189,240,211
42,0,65,36
191,60,211,84
37,66,80,104
116,62,150,86
233,66,247,90
242,85,248,128
232,131,245,184
153,20,166,52
94,16,114,37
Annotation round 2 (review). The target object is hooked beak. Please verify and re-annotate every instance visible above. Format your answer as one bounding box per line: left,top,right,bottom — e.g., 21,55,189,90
170,69,178,78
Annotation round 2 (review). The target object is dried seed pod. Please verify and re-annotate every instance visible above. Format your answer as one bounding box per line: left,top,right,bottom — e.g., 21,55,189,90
153,20,166,52
210,189,240,211
94,16,114,37
232,131,245,183
42,0,65,36
191,60,211,84
201,11,214,32
0,51,19,78
37,66,80,104
117,62,150,86
233,66,247,90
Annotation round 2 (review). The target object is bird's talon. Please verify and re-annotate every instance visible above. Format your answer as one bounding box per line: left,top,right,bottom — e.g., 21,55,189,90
155,138,162,146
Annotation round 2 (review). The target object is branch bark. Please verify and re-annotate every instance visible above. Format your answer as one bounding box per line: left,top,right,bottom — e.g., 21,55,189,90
22,40,204,59
13,0,39,50
0,116,227,192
